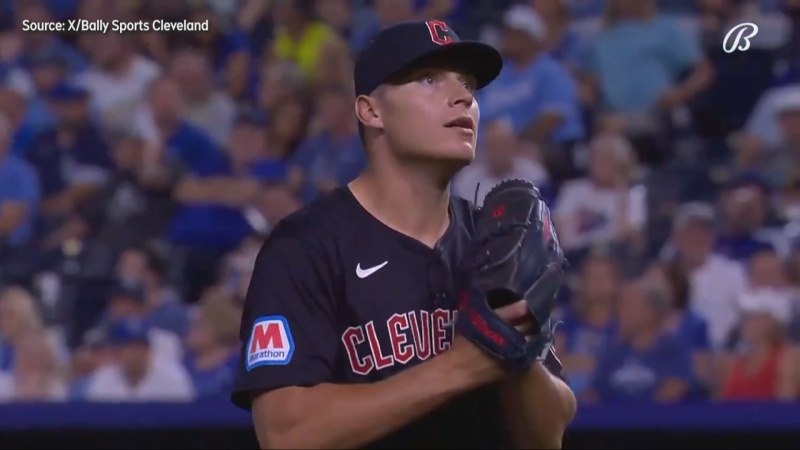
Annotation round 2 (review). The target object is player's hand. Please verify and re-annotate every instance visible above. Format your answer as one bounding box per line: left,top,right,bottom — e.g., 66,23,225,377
447,300,536,384
447,334,506,385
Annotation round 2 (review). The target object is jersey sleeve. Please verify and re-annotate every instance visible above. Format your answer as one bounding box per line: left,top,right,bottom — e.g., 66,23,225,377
231,235,339,410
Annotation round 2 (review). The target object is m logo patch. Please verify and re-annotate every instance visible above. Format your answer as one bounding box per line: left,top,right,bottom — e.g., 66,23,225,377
246,316,295,370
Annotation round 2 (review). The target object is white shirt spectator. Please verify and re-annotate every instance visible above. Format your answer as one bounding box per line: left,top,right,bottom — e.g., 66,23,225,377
744,84,800,148
150,328,183,363
85,356,194,402
553,179,647,251
689,254,748,349
184,91,236,146
453,156,548,206
75,55,160,134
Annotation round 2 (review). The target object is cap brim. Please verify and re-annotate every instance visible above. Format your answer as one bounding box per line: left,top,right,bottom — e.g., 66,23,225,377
396,41,503,91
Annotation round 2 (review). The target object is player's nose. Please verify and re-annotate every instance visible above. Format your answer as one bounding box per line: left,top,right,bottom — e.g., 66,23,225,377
446,76,474,109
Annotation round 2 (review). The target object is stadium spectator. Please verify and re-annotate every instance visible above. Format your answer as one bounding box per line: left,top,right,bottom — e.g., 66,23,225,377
742,84,800,151
579,0,712,115
554,132,645,256
264,93,311,158
84,318,194,402
645,261,714,390
289,85,364,203
68,327,111,400
0,287,46,372
139,76,221,174
0,331,67,402
170,50,236,146
215,236,262,302
184,292,241,398
315,0,353,42
0,114,39,253
0,70,38,158
115,246,187,338
583,280,695,403
478,5,583,165
270,0,337,81
350,0,415,52
256,59,305,116
668,202,746,349
554,250,619,397
169,109,284,302
25,49,69,133
716,174,786,261
75,33,160,136
529,0,581,66
182,4,250,99
25,82,113,251
719,289,799,400
102,281,182,364
453,120,548,205
74,132,177,250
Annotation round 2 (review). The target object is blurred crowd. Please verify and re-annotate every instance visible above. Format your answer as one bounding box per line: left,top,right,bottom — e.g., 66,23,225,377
0,0,799,405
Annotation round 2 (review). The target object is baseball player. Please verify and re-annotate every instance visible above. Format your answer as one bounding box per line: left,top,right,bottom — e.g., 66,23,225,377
232,20,576,449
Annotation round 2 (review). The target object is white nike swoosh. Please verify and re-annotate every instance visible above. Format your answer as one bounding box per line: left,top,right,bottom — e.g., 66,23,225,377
356,261,388,279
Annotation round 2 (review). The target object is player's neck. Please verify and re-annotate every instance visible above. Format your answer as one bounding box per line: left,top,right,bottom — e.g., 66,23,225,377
350,167,451,248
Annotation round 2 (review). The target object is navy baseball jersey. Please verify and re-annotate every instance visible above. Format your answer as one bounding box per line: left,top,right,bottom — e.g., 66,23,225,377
232,187,564,448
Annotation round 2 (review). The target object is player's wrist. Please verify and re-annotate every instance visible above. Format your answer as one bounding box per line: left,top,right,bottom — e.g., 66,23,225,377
439,336,503,388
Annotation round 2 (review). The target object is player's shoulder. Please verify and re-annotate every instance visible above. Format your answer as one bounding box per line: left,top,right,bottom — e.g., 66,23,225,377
269,187,354,241
255,187,357,270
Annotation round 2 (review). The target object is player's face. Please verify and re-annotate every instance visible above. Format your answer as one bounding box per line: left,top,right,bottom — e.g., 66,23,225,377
377,64,479,164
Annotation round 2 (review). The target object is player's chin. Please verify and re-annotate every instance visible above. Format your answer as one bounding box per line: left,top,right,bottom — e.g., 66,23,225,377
435,140,476,163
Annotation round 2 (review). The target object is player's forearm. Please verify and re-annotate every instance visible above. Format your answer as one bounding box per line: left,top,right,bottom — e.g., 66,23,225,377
503,362,576,449
255,352,485,449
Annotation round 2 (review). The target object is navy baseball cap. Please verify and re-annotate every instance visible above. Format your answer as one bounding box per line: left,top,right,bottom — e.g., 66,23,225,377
354,20,503,97
48,82,89,102
107,318,150,346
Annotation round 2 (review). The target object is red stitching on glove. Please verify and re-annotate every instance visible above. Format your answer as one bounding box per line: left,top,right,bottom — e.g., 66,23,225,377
469,309,505,346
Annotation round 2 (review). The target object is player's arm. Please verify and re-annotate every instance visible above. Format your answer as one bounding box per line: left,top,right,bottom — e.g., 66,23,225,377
254,342,493,449
502,349,577,449
234,236,502,450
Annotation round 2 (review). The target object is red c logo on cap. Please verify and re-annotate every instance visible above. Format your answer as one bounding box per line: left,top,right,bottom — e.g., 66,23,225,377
426,20,453,46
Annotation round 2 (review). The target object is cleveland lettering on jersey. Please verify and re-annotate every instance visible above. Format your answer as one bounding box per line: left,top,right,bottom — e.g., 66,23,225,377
342,308,455,375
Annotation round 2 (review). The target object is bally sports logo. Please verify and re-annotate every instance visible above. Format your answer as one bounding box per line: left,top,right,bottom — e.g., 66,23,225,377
246,316,295,370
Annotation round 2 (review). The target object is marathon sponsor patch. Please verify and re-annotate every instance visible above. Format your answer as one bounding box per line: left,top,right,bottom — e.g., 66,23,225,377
246,316,295,370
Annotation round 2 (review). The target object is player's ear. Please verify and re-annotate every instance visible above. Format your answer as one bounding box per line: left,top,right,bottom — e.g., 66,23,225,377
355,94,383,130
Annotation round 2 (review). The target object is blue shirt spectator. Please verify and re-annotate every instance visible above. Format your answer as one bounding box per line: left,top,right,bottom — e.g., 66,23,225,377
291,132,365,203
581,16,702,112
587,281,695,403
184,295,242,398
169,112,287,251
185,351,238,398
590,333,694,403
163,121,223,173
479,6,583,143
557,309,616,395
290,86,366,203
